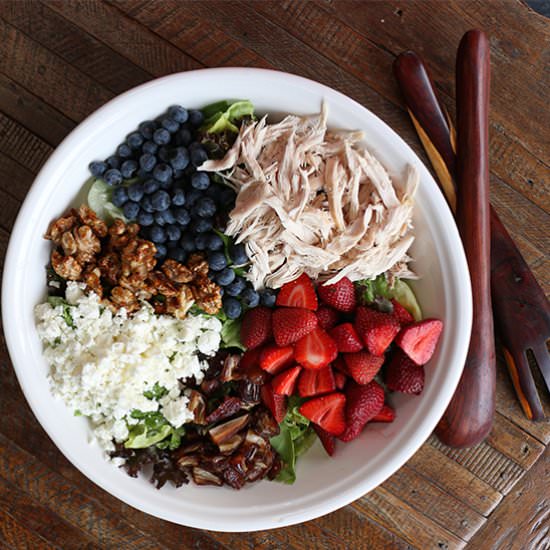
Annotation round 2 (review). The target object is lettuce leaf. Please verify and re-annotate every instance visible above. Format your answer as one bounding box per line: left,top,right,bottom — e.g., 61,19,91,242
220,318,245,351
87,177,126,223
201,100,254,134
124,409,185,451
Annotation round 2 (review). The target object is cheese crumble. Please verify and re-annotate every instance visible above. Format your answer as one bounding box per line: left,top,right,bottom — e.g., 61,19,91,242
35,282,222,453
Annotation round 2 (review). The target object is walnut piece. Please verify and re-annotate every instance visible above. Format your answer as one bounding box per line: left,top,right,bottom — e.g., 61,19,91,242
51,250,82,280
77,205,107,238
192,276,223,315
162,259,194,284
45,210,77,244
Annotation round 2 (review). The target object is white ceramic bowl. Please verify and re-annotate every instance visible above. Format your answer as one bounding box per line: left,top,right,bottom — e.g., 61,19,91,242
2,68,471,531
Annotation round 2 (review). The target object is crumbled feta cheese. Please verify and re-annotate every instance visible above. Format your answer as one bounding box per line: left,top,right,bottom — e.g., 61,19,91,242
35,282,222,455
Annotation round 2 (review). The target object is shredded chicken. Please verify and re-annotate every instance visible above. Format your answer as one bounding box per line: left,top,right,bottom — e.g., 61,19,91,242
200,105,418,289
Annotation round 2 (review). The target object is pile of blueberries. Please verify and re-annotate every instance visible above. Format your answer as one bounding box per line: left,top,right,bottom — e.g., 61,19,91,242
88,105,276,319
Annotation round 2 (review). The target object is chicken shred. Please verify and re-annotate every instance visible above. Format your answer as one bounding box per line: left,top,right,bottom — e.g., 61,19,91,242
200,105,418,289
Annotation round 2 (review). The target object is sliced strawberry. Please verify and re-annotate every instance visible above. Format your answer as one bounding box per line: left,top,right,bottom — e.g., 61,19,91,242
372,404,396,423
272,307,318,346
297,365,336,397
334,370,347,390
317,276,356,312
259,344,294,374
312,424,336,456
339,380,385,442
315,306,339,331
299,392,346,435
343,351,384,385
240,306,273,349
354,306,401,356
332,355,347,374
391,299,414,326
261,383,287,423
329,323,363,352
272,365,302,395
295,327,338,370
385,351,425,394
395,318,443,365
238,347,267,383
276,273,318,310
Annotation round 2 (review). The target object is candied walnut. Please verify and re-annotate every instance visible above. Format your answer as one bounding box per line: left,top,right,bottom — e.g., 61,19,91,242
192,276,222,315
74,225,101,264
145,272,178,297
60,231,77,256
187,253,209,278
45,210,77,244
83,265,102,298
166,285,195,319
120,239,156,278
97,252,121,285
162,259,194,284
108,219,134,250
77,205,108,238
51,250,82,280
111,285,139,312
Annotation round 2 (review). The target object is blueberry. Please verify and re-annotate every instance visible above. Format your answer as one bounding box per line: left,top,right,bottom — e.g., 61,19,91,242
157,146,170,162
158,178,172,190
154,212,166,226
176,127,192,146
192,218,213,233
144,178,160,195
140,195,154,213
153,128,171,145
180,232,195,252
172,169,184,180
155,244,167,259
260,289,277,307
206,233,223,251
104,168,123,186
188,109,204,128
171,188,186,206
127,181,145,202
225,276,246,297
151,190,171,211
169,147,189,171
174,207,191,226
167,247,186,262
116,143,132,159
137,211,154,226
89,160,107,177
196,197,216,218
150,226,167,244
127,132,144,150
185,188,202,207
241,287,260,308
208,251,227,271
229,243,248,265
138,121,156,140
123,200,140,220
195,233,208,250
142,140,158,155
223,297,242,320
168,105,189,124
106,155,121,169
139,153,156,172
121,159,138,179
190,147,208,167
161,118,179,133
153,163,173,183
191,171,210,190
215,267,235,286
112,186,129,207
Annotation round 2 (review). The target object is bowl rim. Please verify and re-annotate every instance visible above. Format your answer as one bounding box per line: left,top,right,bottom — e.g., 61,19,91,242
1,67,472,531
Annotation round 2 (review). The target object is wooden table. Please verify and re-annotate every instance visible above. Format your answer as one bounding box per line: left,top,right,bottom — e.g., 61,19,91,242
0,1,548,548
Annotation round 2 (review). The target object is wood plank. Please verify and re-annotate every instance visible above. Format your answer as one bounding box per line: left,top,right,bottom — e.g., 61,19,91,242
0,189,20,232
381,465,486,541
0,508,57,550
469,446,550,549
0,0,151,95
0,152,34,202
407,444,502,516
353,486,466,549
0,474,101,550
0,228,9,269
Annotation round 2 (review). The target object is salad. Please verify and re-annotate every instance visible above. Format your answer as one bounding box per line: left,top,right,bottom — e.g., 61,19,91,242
35,100,443,489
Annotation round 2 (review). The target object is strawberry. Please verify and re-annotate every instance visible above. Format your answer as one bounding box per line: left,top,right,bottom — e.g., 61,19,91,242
276,273,318,310
329,323,363,352
334,370,347,390
240,306,273,349
372,405,396,423
317,276,356,312
315,306,339,331
385,351,425,394
299,392,346,436
339,380,385,442
259,344,294,374
312,424,336,456
295,327,338,370
391,299,414,326
238,347,267,383
272,307,318,346
395,318,443,365
354,306,401,356
261,383,287,423
343,351,384,385
297,365,336,397
332,355,347,374
272,365,302,395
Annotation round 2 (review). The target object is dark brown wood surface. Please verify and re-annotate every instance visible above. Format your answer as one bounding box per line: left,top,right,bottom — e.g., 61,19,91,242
0,1,548,548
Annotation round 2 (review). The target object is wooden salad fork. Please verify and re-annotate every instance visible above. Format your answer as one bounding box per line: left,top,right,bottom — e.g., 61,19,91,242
393,37,550,426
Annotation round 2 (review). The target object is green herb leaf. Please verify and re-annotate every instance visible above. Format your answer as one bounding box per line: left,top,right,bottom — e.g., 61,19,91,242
143,382,168,401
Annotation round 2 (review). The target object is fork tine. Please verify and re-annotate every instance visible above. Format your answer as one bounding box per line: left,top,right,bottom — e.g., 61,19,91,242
532,342,550,394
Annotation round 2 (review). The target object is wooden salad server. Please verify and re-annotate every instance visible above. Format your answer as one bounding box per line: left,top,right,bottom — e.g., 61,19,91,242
394,36,550,428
